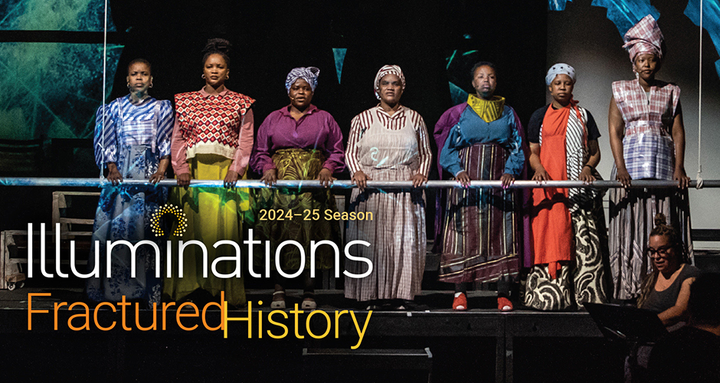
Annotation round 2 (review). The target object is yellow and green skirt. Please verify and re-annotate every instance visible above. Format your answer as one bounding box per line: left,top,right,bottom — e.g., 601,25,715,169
163,154,251,306
253,148,341,272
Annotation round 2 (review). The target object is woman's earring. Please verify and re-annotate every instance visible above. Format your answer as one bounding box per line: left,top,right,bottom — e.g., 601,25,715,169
226,74,229,80
149,83,153,88
202,74,206,79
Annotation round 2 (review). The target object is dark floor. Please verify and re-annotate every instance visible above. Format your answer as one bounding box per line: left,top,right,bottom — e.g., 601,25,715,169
1,287,626,383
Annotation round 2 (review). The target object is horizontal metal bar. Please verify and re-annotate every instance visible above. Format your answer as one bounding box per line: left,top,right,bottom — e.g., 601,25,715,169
0,31,126,44
0,177,718,189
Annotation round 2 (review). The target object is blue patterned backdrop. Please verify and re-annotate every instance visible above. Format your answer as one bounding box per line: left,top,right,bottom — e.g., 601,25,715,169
0,0,122,140
550,0,720,79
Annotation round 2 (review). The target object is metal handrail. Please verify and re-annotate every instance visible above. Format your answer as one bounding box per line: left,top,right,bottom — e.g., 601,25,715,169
0,177,717,189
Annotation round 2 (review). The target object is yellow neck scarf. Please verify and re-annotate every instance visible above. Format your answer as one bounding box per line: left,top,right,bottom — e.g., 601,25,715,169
467,94,505,123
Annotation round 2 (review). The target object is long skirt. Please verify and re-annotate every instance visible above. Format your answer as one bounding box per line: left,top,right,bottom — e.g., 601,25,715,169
438,143,520,284
524,197,610,310
344,165,426,301
163,154,250,306
252,149,340,272
87,185,167,303
87,146,168,304
609,181,693,300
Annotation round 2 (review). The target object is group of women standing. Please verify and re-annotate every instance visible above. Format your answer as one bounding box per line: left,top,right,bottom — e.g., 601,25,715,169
90,14,695,313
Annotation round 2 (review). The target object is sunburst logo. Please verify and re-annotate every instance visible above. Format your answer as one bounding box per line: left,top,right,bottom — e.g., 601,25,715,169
151,203,188,237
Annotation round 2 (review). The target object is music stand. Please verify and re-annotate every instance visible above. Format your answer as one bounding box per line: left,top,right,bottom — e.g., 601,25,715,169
584,302,668,344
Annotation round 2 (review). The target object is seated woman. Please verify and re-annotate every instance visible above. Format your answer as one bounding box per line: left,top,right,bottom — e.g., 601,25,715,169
252,67,345,310
628,218,703,381
525,63,609,311
648,273,720,383
88,58,174,304
637,213,701,327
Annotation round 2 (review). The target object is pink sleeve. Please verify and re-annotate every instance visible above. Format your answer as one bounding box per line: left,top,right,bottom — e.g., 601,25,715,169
230,108,254,175
171,115,190,175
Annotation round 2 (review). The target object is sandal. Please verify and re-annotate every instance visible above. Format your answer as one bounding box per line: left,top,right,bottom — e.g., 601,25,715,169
452,293,468,311
498,296,513,312
301,292,317,310
271,290,286,309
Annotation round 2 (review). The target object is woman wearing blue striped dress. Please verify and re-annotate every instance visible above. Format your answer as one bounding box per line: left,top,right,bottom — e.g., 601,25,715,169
87,59,174,304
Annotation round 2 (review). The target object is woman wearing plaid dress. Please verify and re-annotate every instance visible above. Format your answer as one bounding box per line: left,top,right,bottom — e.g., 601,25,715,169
608,15,692,301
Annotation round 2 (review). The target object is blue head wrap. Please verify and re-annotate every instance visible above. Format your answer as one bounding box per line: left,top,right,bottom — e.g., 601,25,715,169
285,66,320,94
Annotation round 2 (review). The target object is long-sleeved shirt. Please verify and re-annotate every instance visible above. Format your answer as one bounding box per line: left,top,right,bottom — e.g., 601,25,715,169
94,95,174,167
346,105,431,176
439,105,525,177
251,104,345,174
171,88,255,175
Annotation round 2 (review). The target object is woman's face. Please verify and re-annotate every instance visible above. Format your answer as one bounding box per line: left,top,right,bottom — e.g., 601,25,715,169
203,53,229,87
648,234,679,273
633,53,660,81
548,74,574,106
288,78,313,110
126,62,152,94
378,74,403,105
472,65,497,100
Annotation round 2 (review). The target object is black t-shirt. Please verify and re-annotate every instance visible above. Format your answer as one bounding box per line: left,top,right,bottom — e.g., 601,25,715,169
527,104,601,144
642,264,703,313
648,326,720,383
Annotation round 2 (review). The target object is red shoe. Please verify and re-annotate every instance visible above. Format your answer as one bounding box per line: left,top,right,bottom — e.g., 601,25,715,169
452,293,468,311
498,296,513,312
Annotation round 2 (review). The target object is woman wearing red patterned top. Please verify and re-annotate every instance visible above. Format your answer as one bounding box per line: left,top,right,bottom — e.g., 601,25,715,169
165,38,255,307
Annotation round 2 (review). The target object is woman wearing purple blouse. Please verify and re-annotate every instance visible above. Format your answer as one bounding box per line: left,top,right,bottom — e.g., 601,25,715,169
251,67,345,310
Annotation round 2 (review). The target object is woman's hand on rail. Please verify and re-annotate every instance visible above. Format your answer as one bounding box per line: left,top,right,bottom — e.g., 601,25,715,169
455,171,471,187
177,173,191,187
352,171,371,191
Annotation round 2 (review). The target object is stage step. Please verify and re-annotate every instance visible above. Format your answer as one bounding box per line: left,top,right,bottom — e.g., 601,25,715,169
302,348,433,382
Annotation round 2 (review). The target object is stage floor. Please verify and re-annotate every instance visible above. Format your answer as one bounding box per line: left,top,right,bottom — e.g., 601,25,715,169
1,287,623,383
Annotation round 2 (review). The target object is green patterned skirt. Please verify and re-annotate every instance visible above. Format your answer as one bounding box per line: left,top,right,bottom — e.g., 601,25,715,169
253,148,341,271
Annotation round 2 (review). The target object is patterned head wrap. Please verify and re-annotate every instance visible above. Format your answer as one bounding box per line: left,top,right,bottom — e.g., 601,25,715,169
373,64,406,100
285,66,320,94
623,15,665,62
545,63,576,86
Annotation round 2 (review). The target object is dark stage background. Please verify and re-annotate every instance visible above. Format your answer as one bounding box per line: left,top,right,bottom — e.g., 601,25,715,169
0,0,548,232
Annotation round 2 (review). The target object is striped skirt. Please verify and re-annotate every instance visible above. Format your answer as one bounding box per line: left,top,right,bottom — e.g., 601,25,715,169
438,143,520,284
344,164,426,301
608,174,693,300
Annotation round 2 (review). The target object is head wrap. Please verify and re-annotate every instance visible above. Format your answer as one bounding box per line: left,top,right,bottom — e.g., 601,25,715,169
623,15,665,62
545,63,576,86
285,67,320,94
373,65,405,100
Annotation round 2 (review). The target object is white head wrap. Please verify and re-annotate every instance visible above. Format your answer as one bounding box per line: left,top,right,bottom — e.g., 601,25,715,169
545,63,576,86
373,65,405,100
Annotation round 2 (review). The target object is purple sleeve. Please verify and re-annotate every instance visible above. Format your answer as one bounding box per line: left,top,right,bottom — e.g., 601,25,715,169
251,111,277,173
321,113,346,173
433,103,466,178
